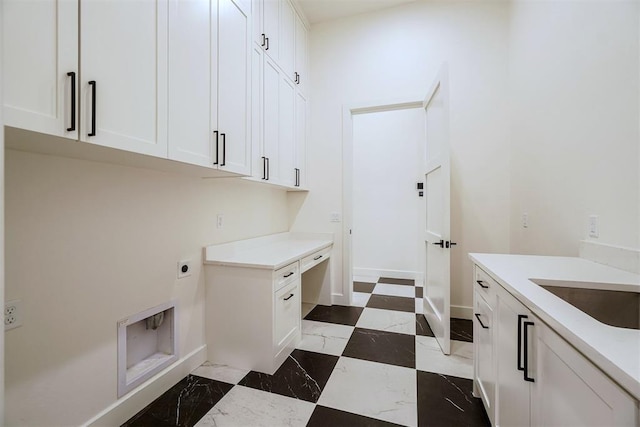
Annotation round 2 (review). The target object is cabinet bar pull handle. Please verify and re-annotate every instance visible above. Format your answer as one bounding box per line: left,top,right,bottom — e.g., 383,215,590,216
474,313,489,329
517,314,528,371
523,321,535,382
284,272,294,278
67,72,76,131
266,157,270,180
313,255,322,261
261,157,266,179
284,293,294,301
88,80,97,136
221,132,226,166
265,37,269,51
213,131,219,165
261,33,266,47
476,280,489,289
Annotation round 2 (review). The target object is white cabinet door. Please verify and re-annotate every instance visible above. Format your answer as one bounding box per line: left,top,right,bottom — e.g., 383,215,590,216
263,0,279,59
474,292,495,424
496,289,533,427
262,56,280,182
279,0,295,80
294,91,307,188
217,0,251,175
294,15,307,94
278,76,296,187
80,0,168,158
532,319,638,427
252,0,263,48
168,0,216,167
274,279,300,351
3,0,78,139
251,45,264,179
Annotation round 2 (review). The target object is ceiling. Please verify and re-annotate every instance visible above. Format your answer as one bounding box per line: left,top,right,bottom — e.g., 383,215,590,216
296,0,418,24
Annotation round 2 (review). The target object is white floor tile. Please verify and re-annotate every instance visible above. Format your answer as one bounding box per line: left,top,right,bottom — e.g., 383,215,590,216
318,357,417,427
191,362,249,385
353,275,379,283
351,292,371,307
296,320,354,356
355,307,416,335
372,283,415,298
415,298,423,314
415,336,473,379
196,385,315,427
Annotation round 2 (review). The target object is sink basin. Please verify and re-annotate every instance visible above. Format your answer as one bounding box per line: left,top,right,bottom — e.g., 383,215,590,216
530,279,640,330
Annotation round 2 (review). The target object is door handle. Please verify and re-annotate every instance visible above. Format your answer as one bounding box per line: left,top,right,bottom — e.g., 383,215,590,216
220,132,226,166
261,33,266,47
432,240,445,248
474,313,489,329
67,72,76,132
88,80,97,136
446,241,457,249
261,157,266,179
213,131,219,165
265,37,269,51
523,321,535,382
266,157,270,180
517,314,528,371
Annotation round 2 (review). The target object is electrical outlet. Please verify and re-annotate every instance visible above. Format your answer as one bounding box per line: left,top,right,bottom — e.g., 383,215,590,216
216,214,224,229
330,212,341,223
589,215,599,238
177,260,192,279
5,299,23,331
522,213,529,229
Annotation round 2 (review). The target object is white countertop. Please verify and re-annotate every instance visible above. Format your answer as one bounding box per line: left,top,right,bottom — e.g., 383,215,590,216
469,253,640,400
204,232,333,270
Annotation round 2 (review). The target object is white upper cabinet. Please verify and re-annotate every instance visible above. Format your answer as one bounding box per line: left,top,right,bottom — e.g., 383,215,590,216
294,91,307,188
262,56,281,183
262,0,280,59
3,0,78,140
278,76,296,187
80,0,168,158
168,0,216,167
294,14,307,94
217,0,252,175
279,0,296,80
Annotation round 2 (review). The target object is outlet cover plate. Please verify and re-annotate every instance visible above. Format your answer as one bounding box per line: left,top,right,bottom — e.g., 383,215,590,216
177,260,192,279
5,299,23,331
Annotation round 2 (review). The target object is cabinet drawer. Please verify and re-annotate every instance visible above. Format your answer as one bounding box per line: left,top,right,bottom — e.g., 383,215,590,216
475,266,497,304
300,246,331,273
274,279,300,351
275,261,299,291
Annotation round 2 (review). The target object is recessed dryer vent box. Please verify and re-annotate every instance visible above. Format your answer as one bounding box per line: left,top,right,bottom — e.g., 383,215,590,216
117,301,178,397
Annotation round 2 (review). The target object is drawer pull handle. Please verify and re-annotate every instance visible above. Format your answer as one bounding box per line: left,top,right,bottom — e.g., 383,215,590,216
474,313,489,329
476,280,489,289
313,255,323,261
284,272,294,278
517,314,528,371
67,71,76,131
88,80,97,136
284,293,294,301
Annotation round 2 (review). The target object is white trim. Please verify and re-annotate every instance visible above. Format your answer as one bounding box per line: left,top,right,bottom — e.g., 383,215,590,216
342,97,424,310
83,345,207,427
451,305,473,320
353,268,423,282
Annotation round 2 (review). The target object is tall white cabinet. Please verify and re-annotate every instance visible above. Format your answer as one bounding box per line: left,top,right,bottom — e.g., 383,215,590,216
3,0,78,140
80,0,168,157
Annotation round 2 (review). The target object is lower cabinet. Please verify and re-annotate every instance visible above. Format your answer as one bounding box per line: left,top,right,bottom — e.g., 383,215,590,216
473,264,639,427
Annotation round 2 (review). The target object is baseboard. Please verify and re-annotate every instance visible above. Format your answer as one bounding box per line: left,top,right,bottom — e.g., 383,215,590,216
579,240,640,274
83,345,207,427
451,305,473,320
332,292,349,306
353,268,423,283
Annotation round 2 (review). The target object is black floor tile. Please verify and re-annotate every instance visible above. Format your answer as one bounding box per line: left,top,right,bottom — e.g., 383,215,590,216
307,405,404,427
415,287,423,298
378,277,415,286
121,375,233,427
239,349,339,403
416,314,435,337
343,328,415,369
367,294,415,313
451,318,473,342
354,281,376,293
304,304,364,326
417,371,490,427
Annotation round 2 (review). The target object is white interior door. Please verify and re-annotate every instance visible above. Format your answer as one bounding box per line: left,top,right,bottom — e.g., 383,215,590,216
422,66,451,355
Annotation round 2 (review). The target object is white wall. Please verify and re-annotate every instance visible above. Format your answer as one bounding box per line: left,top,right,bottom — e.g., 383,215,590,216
291,1,511,312
352,108,424,279
509,0,640,255
0,0,5,421
4,149,288,426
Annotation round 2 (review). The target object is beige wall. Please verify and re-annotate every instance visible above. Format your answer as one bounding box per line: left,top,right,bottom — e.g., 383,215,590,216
508,0,640,255
4,149,288,426
292,1,512,311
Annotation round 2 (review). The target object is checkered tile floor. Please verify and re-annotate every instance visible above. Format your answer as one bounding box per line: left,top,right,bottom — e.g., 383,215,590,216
122,277,489,427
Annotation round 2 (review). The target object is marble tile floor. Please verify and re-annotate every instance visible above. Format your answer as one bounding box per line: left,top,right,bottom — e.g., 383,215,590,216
123,277,487,427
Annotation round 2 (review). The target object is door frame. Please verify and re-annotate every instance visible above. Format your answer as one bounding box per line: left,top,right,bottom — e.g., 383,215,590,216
339,98,423,306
